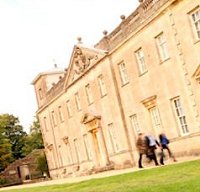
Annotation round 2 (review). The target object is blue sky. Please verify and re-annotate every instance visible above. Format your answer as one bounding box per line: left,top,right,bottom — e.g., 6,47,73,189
0,0,139,132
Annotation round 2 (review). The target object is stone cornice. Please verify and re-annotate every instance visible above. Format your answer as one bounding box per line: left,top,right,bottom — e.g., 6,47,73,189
95,0,173,51
141,95,157,109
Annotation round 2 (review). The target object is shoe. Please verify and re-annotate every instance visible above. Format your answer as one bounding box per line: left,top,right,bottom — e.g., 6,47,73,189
160,161,164,165
139,166,143,168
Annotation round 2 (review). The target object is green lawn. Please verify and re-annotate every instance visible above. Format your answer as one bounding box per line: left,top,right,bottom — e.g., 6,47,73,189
2,160,200,192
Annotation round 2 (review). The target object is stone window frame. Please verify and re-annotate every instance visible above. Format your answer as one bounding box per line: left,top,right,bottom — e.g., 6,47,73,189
63,137,73,165
85,83,94,105
51,110,57,127
118,61,129,86
66,100,72,118
155,32,170,63
189,6,200,42
130,114,141,134
149,106,163,134
108,123,120,154
43,116,48,131
38,88,43,100
135,47,148,75
73,138,81,164
83,134,92,161
58,105,64,123
75,92,81,111
98,74,107,97
171,96,189,135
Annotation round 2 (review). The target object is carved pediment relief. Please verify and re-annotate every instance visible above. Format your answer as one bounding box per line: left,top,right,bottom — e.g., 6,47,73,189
73,47,98,75
65,45,106,87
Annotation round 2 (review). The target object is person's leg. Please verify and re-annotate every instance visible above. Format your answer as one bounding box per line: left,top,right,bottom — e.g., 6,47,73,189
138,153,143,168
159,148,164,165
152,149,159,166
166,145,177,161
165,145,172,157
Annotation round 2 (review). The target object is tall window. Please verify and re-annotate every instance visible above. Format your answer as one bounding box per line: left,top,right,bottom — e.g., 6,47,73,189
58,146,64,167
98,75,107,97
130,114,141,133
135,48,147,75
48,146,56,169
43,116,48,131
155,33,169,62
58,106,64,122
66,100,72,117
51,110,57,127
172,97,189,134
74,139,81,163
65,143,73,165
149,107,162,132
83,134,92,160
118,62,129,85
108,123,119,153
75,92,81,111
85,84,93,104
38,88,43,99
191,8,200,40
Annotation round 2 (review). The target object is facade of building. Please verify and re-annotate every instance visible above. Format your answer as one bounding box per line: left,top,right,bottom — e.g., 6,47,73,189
32,0,200,179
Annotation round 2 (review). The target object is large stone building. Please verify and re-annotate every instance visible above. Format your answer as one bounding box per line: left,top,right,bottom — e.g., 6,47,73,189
32,0,200,179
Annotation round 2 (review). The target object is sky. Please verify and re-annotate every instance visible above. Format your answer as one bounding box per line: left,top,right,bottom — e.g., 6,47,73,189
0,0,139,132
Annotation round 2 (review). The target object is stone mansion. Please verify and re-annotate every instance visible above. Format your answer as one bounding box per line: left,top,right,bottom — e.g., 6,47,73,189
32,0,200,179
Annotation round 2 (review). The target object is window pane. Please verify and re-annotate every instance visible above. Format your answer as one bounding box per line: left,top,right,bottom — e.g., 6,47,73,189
130,114,141,133
108,123,119,153
119,63,128,85
191,9,200,39
156,33,169,61
75,93,81,110
98,75,107,96
172,97,189,134
135,48,147,74
85,84,93,104
149,107,162,132
66,100,72,117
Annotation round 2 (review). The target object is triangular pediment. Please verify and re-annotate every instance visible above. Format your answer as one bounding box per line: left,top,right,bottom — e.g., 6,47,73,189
65,44,107,88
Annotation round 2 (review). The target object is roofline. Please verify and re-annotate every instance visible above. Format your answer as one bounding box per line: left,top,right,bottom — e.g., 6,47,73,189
31,70,65,85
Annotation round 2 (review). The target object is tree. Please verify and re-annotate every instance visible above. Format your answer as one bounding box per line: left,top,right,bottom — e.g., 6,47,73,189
37,155,49,177
0,114,27,160
0,131,12,171
22,117,44,156
0,114,26,171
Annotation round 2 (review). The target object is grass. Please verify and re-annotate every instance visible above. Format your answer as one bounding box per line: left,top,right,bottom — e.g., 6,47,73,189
2,159,200,192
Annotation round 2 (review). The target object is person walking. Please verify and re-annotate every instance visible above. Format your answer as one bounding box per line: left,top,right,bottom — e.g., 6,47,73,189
136,133,148,168
145,134,160,166
159,133,177,165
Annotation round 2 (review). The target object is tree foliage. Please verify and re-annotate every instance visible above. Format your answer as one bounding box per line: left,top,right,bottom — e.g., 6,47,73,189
22,117,44,156
0,114,26,171
0,114,45,172
0,135,12,171
37,155,49,177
